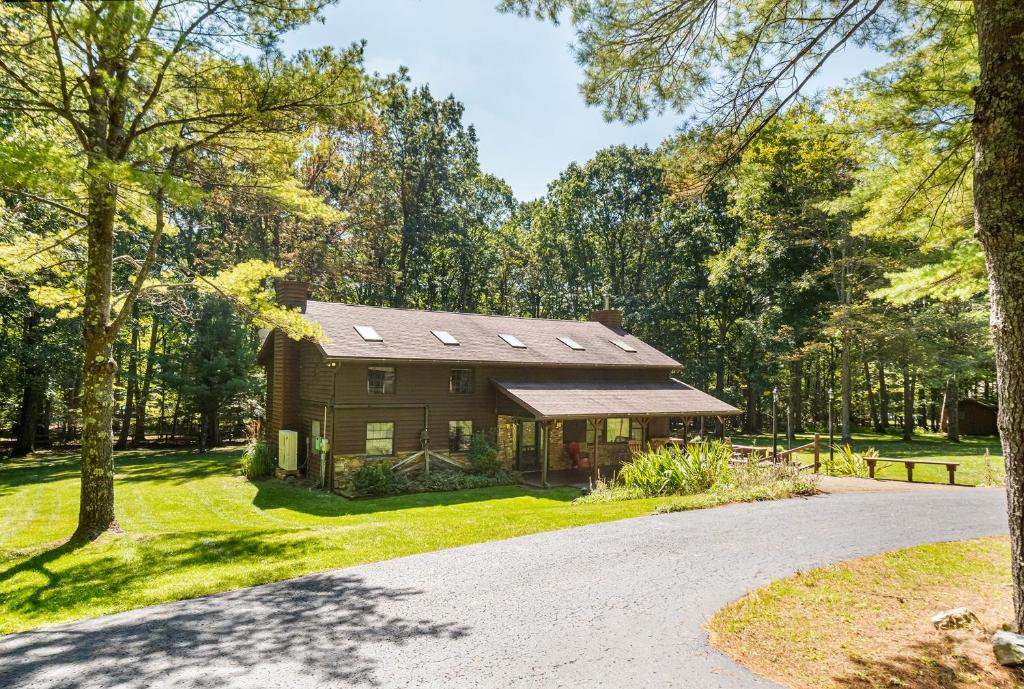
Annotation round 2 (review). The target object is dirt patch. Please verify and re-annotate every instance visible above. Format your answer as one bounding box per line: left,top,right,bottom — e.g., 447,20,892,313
709,537,1024,689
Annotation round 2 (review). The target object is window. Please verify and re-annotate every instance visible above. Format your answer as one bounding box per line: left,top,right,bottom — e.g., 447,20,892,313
606,417,629,442
610,339,637,353
367,366,395,394
354,325,383,342
450,368,474,394
557,335,585,351
365,422,394,455
432,330,459,345
629,419,644,442
449,420,472,452
499,333,526,349
586,420,596,445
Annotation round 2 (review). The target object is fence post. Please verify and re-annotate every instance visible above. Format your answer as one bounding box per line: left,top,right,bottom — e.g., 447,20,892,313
813,433,821,473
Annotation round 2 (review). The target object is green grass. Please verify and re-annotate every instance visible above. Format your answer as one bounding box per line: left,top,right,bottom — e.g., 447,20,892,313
0,446,732,635
709,537,1017,688
732,430,1004,486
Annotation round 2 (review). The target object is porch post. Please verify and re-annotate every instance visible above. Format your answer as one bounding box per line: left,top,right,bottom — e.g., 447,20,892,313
541,419,551,487
591,417,604,483
682,417,689,445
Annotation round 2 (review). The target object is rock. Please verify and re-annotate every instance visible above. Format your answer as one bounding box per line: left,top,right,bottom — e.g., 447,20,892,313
931,607,979,630
992,631,1024,666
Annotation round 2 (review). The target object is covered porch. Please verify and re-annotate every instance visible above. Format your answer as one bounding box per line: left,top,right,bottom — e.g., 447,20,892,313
493,378,742,487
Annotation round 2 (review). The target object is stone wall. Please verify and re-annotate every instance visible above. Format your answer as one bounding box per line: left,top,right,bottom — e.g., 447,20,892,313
496,415,517,469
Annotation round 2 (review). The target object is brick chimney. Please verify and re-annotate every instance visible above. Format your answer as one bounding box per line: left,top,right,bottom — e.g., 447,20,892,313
274,278,309,312
590,308,625,330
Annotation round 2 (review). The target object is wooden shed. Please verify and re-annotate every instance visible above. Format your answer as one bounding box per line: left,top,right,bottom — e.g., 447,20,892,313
941,398,998,436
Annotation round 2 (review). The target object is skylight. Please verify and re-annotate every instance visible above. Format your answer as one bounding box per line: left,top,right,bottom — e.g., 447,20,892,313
354,325,383,342
610,339,637,353
557,336,585,351
431,330,459,345
499,333,526,349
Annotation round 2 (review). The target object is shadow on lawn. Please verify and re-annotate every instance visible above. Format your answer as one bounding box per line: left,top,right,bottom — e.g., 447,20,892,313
0,448,241,497
0,568,467,689
0,529,469,688
833,637,1023,689
251,480,579,518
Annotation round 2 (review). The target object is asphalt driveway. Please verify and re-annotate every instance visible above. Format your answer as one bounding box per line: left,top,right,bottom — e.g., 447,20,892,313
0,488,1007,689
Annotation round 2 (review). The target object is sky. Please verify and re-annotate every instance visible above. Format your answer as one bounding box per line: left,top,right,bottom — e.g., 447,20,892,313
284,1,884,201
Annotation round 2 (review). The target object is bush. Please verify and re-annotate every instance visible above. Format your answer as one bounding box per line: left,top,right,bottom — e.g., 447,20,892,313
830,444,876,477
467,431,500,476
353,462,410,496
410,469,518,493
619,441,732,496
240,438,275,479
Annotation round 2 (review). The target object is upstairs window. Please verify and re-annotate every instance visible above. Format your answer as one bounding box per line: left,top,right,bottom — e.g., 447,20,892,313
366,422,395,455
557,336,585,351
354,325,383,342
450,368,474,394
499,333,527,349
432,330,459,345
449,420,472,452
367,366,395,394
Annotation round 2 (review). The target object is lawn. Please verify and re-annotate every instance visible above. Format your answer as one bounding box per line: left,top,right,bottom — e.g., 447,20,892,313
709,537,1020,689
0,446,784,635
732,430,1004,486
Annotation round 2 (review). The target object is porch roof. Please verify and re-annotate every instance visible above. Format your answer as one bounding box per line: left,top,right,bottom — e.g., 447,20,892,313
491,378,741,420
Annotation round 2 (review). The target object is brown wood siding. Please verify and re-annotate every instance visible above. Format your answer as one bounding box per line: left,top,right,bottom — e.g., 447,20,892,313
326,361,672,455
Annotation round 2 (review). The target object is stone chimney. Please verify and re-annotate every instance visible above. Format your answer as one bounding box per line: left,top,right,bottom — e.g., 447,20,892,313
590,308,625,330
274,278,309,312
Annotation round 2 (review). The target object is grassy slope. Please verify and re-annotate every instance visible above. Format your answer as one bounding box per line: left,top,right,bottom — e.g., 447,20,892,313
709,537,1019,689
733,431,1004,485
1,447,760,635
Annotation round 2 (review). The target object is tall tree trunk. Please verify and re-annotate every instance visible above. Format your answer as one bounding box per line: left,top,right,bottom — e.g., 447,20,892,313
12,312,42,457
715,307,727,436
788,356,803,439
878,360,890,432
76,174,118,540
902,366,915,442
864,358,879,433
944,376,960,442
744,379,761,434
974,0,1024,631
840,333,852,443
115,307,140,450
132,313,160,446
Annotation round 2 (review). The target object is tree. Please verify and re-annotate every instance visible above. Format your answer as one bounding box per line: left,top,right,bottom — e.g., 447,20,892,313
0,2,361,539
184,297,256,450
503,0,1024,627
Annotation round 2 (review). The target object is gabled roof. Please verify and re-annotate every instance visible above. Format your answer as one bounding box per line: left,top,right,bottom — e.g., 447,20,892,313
298,301,680,368
493,379,741,419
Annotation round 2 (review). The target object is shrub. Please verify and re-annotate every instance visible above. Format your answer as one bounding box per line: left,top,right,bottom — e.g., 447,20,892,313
619,441,732,496
410,469,518,493
240,438,275,479
467,431,500,476
353,462,409,496
831,444,875,478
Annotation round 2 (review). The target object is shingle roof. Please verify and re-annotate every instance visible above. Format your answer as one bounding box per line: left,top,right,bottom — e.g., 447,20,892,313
493,379,742,419
300,301,680,368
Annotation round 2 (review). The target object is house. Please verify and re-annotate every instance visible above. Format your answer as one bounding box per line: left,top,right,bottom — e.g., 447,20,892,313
258,280,740,489
941,398,998,436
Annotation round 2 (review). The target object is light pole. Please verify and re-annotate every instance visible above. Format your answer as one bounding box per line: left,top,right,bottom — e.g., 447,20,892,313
827,387,835,474
772,386,779,460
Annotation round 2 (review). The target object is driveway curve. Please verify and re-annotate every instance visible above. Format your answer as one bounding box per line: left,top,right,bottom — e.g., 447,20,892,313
0,489,1007,689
